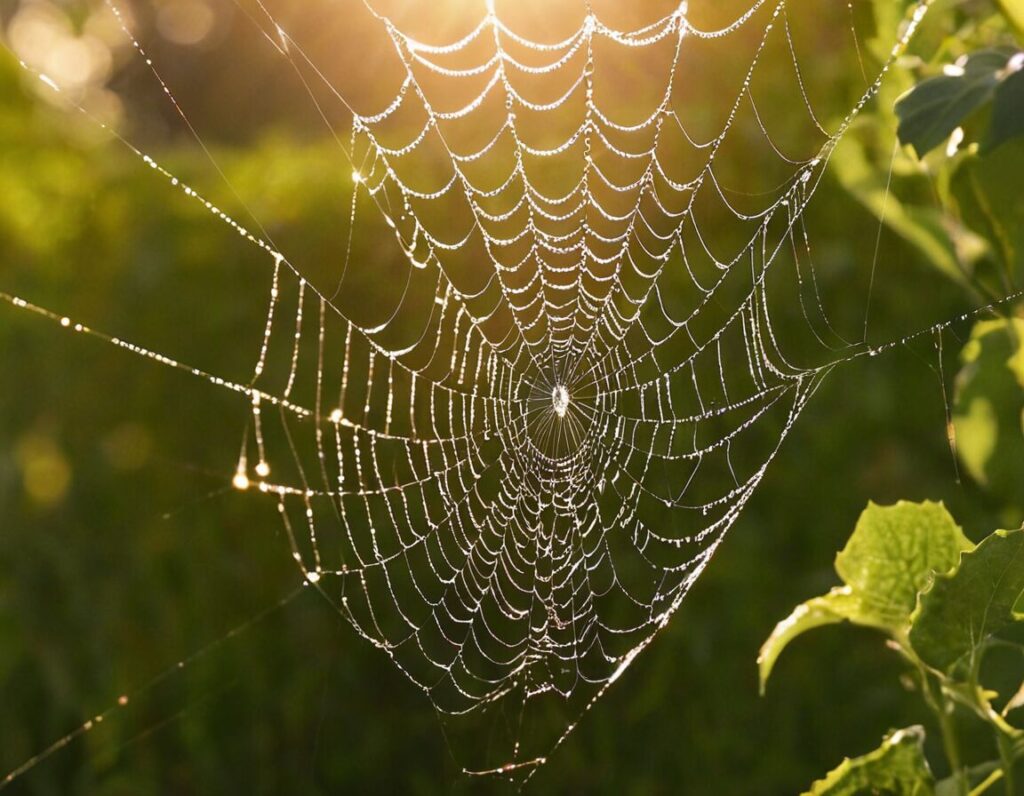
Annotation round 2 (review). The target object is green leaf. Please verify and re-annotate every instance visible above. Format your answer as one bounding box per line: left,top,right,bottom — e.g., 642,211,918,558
803,726,934,795
835,501,973,629
909,528,1024,673
759,502,970,692
984,64,1024,153
895,49,1016,157
758,588,864,695
951,141,1024,280
952,318,1024,511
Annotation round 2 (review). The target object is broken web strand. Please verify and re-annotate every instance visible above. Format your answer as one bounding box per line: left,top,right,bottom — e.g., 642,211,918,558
3,0,1023,787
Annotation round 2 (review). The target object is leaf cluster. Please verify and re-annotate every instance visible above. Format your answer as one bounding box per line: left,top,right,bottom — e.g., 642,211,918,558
761,502,1024,795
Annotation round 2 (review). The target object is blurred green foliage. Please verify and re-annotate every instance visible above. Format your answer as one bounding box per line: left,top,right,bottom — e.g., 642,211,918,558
0,0,1022,794
954,318,1024,521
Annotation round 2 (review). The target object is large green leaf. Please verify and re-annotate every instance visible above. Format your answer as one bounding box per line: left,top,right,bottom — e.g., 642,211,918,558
834,501,972,628
759,502,970,692
909,529,1024,672
895,49,1018,157
803,726,934,796
952,318,1024,512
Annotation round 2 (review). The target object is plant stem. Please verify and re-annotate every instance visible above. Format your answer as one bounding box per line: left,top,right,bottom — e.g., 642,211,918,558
937,703,968,796
921,667,967,795
968,768,1003,796
997,731,1016,795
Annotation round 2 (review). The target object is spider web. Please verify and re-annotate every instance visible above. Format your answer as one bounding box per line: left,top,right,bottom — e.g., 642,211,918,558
0,0,964,783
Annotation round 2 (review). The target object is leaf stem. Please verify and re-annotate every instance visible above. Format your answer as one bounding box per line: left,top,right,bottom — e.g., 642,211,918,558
937,704,968,795
921,666,967,795
997,731,1016,795
968,767,1003,796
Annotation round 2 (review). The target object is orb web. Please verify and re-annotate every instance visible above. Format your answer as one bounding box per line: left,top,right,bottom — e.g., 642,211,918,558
0,0,952,781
